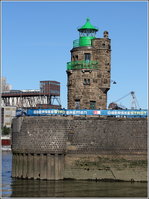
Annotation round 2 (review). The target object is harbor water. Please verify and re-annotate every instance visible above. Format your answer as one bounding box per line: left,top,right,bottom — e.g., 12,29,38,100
2,151,147,197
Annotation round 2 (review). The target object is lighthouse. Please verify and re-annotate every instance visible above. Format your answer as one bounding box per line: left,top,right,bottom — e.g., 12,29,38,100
67,18,111,110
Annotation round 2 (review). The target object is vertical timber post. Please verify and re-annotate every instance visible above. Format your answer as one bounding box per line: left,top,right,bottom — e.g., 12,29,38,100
33,154,40,179
15,153,19,177
47,154,55,180
40,154,47,179
54,154,64,180
12,153,16,177
22,153,28,178
27,153,34,179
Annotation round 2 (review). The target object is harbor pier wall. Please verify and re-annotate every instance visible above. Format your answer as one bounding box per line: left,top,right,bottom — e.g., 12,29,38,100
11,116,147,181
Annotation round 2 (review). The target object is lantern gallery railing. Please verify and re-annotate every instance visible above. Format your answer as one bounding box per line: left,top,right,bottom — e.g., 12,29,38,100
73,39,80,48
67,60,98,70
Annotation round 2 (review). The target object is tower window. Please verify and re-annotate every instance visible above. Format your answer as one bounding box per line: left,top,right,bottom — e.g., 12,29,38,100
85,53,91,61
75,100,80,109
84,79,90,85
75,55,78,60
90,101,96,109
104,79,108,84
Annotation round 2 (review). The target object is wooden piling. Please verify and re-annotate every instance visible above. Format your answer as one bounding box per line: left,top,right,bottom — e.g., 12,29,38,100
59,154,64,180
27,153,34,179
33,154,40,179
22,153,28,178
12,153,16,177
55,154,60,180
18,153,23,178
15,153,19,177
47,154,55,180
40,154,47,179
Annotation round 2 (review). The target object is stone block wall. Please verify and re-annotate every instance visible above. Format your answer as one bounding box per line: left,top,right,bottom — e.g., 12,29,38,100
66,117,147,155
12,117,68,154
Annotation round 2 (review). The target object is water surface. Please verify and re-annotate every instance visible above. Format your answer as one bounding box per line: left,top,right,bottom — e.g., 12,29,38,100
2,151,147,197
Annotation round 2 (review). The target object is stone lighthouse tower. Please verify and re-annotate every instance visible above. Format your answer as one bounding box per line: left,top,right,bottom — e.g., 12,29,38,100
67,18,111,110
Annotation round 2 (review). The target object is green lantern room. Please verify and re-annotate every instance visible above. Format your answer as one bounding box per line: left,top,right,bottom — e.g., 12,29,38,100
73,18,98,48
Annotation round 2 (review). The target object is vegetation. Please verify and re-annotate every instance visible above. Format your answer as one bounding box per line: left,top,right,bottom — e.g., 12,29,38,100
1,126,11,136
75,157,147,169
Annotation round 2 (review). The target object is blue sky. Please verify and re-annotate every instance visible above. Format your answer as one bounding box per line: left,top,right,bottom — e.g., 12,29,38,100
2,2,148,109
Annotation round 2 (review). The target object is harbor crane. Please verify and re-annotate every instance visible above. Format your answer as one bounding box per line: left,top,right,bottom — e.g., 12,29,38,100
109,91,140,110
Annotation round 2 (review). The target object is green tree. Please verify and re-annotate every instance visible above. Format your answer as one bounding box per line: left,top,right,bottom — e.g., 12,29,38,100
1,126,11,136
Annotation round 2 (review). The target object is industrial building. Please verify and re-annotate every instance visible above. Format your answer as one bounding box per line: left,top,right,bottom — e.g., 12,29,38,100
1,106,16,128
1,80,61,128
2,80,61,109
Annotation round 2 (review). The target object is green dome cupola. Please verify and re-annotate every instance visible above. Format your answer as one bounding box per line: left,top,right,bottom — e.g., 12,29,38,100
78,18,98,47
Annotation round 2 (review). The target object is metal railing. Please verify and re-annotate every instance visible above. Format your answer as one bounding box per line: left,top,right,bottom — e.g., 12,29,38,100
67,60,98,70
73,39,80,48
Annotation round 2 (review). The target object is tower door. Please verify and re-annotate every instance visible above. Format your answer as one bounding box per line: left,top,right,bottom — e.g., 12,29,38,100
90,101,96,109
75,100,80,109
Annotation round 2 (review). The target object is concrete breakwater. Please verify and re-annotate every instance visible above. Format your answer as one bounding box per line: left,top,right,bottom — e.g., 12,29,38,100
11,116,147,181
